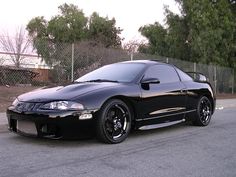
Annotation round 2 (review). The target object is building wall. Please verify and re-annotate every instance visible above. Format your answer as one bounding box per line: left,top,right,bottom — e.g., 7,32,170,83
32,68,49,82
0,52,51,82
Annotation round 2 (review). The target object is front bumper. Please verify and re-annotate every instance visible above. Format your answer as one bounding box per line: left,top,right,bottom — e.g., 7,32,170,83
7,109,96,139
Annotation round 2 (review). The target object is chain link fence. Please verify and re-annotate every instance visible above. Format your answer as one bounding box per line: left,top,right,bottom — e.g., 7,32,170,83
0,42,235,95
161,57,235,94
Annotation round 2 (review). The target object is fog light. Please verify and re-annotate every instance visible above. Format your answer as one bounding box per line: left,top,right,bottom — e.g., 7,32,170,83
79,114,93,120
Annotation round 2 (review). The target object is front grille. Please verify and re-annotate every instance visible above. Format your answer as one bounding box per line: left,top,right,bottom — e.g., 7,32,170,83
15,102,36,112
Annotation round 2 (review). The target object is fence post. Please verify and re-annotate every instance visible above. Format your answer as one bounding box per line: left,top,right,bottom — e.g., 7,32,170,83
214,65,217,94
71,43,75,82
193,62,197,80
232,69,234,94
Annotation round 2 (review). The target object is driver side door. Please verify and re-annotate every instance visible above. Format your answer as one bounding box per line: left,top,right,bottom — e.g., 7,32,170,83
138,64,187,121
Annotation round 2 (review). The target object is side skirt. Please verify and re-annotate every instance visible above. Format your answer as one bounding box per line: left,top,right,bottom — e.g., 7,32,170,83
139,119,186,130
134,109,196,129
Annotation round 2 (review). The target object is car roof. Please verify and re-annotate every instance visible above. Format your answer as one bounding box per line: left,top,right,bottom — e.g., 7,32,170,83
120,60,165,66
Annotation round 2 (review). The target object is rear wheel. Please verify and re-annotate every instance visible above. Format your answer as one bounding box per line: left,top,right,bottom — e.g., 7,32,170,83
96,99,132,144
193,96,212,126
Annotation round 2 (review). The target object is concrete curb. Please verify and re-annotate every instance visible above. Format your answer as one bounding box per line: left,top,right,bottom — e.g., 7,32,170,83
0,124,8,133
0,112,7,132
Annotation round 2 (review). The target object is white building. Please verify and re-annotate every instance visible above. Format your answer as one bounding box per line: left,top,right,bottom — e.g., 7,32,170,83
0,52,50,69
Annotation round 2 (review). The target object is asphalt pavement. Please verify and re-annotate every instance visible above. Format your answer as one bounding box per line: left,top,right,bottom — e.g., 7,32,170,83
0,99,235,177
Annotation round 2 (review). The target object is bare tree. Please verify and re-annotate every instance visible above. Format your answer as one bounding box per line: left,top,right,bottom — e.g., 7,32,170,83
123,39,142,60
0,57,5,66
0,27,32,68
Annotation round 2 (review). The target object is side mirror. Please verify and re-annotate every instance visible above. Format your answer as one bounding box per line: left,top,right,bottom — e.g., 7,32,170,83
141,78,160,84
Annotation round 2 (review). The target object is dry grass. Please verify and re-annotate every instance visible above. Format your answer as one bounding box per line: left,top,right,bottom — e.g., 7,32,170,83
216,93,236,99
0,85,39,112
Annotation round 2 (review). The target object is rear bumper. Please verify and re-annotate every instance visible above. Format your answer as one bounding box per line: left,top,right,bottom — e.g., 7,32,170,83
7,110,95,139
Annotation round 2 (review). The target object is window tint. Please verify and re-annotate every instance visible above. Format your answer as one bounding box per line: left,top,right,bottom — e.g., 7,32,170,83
143,65,180,84
175,67,193,81
76,63,146,83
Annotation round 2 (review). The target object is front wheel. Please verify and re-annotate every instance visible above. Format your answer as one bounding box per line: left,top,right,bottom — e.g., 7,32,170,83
193,96,212,126
96,99,132,144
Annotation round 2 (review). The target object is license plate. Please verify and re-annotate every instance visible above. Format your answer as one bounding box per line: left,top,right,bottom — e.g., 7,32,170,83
17,120,37,135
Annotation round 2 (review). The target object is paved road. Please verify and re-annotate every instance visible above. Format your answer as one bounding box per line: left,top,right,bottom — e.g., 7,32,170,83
0,100,236,177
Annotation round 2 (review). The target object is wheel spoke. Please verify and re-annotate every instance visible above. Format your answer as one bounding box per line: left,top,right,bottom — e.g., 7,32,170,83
199,98,212,124
104,103,129,140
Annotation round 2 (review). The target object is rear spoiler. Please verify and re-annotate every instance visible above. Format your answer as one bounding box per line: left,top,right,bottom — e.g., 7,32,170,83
186,72,209,83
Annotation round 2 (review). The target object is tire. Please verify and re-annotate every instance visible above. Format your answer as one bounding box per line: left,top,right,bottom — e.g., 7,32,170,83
96,99,132,144
193,96,212,126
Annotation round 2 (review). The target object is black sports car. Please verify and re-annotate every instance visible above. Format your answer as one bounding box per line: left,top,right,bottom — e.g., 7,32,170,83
7,60,215,143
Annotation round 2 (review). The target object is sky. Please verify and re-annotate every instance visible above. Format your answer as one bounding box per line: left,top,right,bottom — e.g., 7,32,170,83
0,0,180,42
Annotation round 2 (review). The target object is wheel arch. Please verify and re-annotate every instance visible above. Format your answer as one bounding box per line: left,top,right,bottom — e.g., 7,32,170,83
100,95,137,121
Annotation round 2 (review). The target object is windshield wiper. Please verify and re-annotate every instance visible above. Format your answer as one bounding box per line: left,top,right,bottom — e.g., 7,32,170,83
84,79,119,83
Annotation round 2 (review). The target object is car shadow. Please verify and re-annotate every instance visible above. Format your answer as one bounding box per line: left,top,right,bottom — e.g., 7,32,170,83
131,121,190,137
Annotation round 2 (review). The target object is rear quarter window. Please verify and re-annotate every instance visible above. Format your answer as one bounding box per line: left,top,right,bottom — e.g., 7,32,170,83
175,67,193,81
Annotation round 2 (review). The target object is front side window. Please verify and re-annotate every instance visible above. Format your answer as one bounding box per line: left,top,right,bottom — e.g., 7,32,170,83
143,64,180,84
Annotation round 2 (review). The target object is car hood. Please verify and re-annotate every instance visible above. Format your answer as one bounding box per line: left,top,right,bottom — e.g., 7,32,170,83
18,82,118,103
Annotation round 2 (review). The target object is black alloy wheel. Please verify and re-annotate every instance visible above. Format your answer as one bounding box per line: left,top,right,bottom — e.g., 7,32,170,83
96,99,132,144
193,96,212,126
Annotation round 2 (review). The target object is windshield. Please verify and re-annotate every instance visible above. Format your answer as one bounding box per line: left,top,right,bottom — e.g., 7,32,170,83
76,63,146,83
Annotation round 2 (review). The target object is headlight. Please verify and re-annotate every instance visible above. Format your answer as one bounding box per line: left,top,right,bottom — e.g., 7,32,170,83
40,101,84,111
